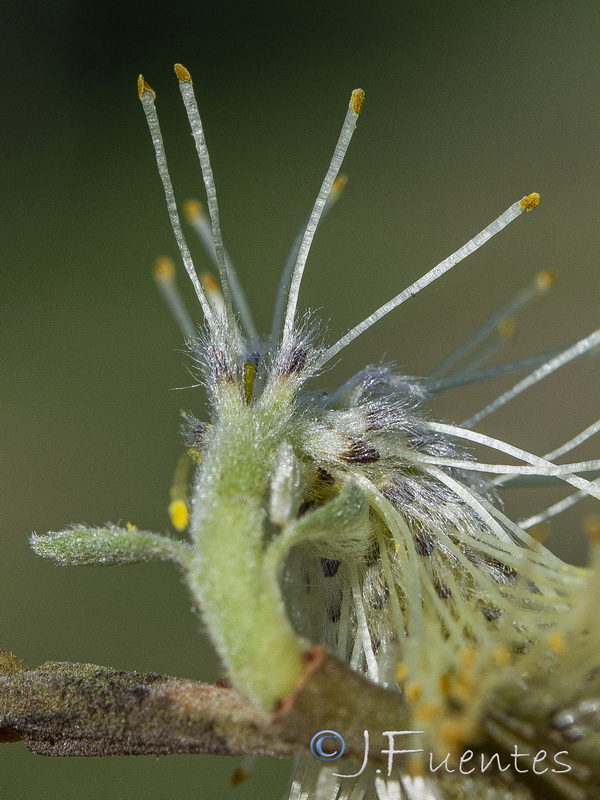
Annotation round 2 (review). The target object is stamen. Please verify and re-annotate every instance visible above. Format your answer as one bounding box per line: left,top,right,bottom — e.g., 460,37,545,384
460,326,600,429
169,500,189,532
508,420,600,525
319,195,540,368
168,452,194,532
493,417,600,488
270,175,347,345
174,65,238,333
413,453,600,477
184,199,258,341
431,270,556,378
426,421,600,500
281,90,364,344
153,257,196,340
138,76,214,323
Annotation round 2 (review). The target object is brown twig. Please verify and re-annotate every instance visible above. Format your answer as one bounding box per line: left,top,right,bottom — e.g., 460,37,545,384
4,645,595,800
0,646,407,761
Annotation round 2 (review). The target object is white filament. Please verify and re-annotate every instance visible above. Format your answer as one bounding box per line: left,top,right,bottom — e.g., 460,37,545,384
319,198,531,368
282,98,362,344
414,453,600,477
493,417,600,488
139,88,214,323
426,421,600,500
177,77,238,332
271,176,346,345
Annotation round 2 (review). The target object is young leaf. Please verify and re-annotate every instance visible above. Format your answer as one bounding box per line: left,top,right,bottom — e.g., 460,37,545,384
30,525,192,567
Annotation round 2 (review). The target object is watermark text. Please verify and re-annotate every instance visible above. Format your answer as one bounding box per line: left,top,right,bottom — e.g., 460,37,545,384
309,730,571,777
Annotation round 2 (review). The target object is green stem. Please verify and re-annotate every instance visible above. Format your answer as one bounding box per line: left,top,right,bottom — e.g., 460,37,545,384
186,389,305,710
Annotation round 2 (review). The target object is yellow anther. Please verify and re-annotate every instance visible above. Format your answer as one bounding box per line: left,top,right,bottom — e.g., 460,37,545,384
584,515,600,542
492,646,511,667
519,192,541,212
201,272,221,294
438,673,452,695
169,499,189,532
174,63,192,84
137,75,155,100
331,175,348,198
548,632,567,656
405,683,422,702
184,199,203,222
536,269,557,291
125,522,138,533
350,89,365,115
187,447,203,464
243,362,256,405
153,256,175,283
395,663,409,683
498,318,517,340
201,272,225,316
169,452,196,530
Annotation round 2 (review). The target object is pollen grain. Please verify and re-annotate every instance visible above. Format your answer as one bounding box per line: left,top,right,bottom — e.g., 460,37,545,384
137,75,155,100
174,63,192,84
350,89,365,115
519,192,541,212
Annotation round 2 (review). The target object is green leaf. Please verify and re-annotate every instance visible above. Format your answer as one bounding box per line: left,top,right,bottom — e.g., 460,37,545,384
30,525,192,567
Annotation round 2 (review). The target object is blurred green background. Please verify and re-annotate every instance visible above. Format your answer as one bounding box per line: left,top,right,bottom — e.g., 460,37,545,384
2,1,600,797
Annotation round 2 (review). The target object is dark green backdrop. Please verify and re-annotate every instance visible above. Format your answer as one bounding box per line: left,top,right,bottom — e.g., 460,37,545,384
2,1,600,797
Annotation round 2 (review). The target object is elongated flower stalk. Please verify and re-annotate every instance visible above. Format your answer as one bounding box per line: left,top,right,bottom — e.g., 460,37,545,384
31,66,600,800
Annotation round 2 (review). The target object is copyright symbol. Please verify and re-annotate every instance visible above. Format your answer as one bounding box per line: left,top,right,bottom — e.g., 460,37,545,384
310,730,346,762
